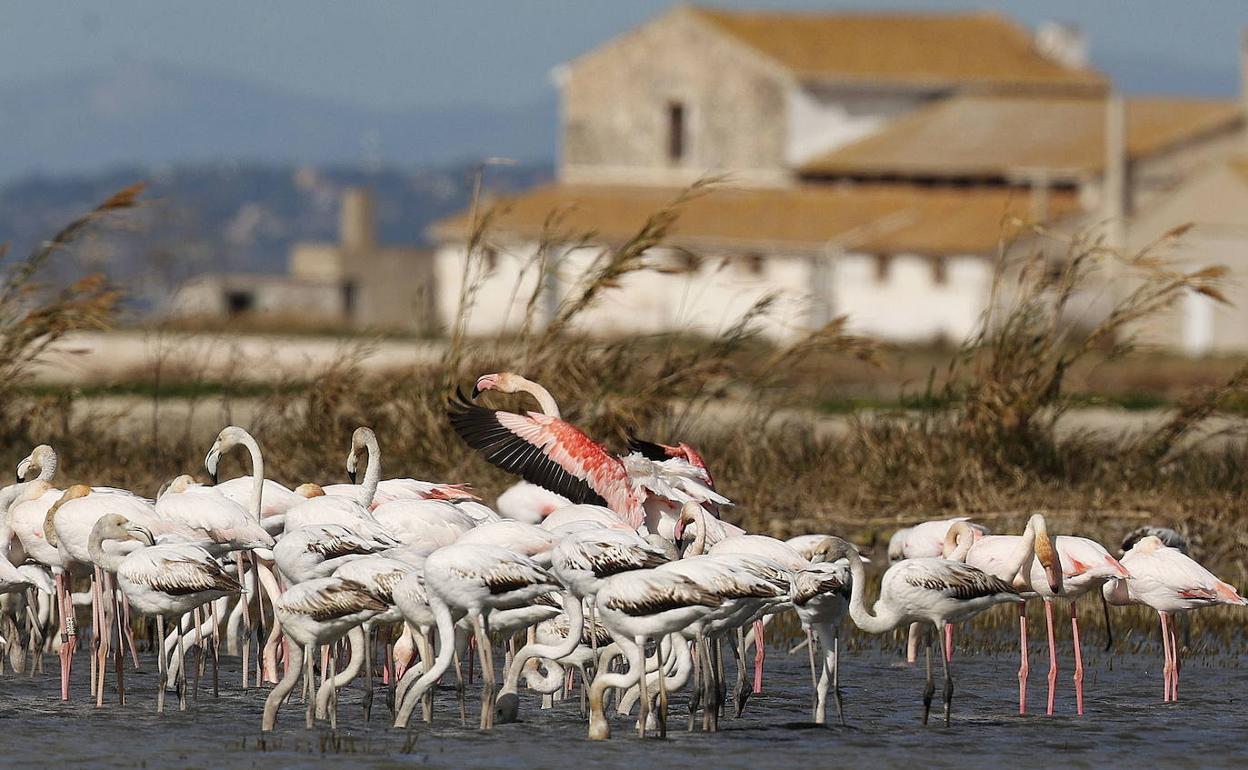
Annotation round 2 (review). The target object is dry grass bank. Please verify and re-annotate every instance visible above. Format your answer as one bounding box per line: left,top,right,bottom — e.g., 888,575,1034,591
5,183,1248,612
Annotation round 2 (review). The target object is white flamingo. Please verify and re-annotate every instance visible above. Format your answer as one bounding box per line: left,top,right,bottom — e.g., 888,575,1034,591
261,576,388,731
392,543,560,729
821,536,1021,726
1103,535,1246,702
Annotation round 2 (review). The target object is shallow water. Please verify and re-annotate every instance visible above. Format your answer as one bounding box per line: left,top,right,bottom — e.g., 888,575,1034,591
1,635,1245,770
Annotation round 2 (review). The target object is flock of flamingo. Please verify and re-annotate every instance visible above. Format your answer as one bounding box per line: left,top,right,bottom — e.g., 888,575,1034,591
0,371,1243,739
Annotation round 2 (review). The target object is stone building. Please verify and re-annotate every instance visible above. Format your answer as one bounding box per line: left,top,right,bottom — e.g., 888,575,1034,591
430,5,1244,346
169,188,437,331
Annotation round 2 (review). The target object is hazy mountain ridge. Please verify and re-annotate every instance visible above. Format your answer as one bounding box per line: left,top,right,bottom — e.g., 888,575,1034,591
0,60,557,181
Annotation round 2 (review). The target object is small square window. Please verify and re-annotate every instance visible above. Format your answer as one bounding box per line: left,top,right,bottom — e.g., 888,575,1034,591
667,102,686,163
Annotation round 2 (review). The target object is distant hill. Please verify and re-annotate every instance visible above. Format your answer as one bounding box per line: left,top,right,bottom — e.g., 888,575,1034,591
0,61,557,181
0,161,553,309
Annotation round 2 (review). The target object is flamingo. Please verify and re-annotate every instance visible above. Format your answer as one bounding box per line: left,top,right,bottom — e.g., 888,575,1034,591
261,576,388,730
946,516,1126,715
320,427,476,508
587,568,719,740
817,536,1021,726
496,481,571,524
393,542,561,729
272,524,390,584
1103,535,1246,702
495,527,669,724
450,373,727,530
87,514,241,712
790,557,851,725
889,516,990,664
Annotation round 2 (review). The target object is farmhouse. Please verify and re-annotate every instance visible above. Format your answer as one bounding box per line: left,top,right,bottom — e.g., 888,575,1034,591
431,6,1244,345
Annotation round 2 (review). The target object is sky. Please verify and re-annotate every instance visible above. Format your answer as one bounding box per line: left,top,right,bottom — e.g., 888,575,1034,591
2,0,1246,112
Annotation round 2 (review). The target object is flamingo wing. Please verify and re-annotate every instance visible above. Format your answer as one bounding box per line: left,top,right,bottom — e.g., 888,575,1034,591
448,389,625,510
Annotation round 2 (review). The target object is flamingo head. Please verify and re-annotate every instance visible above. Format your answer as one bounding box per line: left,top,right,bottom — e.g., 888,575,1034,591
205,425,251,484
810,536,859,565
16,444,55,483
346,427,375,483
1030,514,1063,594
91,513,156,548
672,501,701,542
295,482,326,498
471,371,521,396
159,474,196,498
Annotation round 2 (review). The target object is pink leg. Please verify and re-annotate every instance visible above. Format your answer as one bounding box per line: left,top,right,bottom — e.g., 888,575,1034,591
1018,602,1029,715
944,622,954,663
1071,602,1084,716
1044,599,1057,716
1168,613,1180,702
1159,612,1172,702
752,619,765,695
57,573,73,701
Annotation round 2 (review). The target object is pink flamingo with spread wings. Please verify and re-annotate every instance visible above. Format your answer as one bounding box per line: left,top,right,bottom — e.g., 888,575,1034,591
449,373,725,531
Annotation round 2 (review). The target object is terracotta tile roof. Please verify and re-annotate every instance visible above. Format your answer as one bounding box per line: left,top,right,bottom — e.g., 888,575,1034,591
430,183,1079,257
801,95,1241,180
690,7,1106,91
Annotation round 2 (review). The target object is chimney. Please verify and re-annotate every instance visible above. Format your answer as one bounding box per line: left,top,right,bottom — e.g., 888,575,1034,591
1035,21,1088,70
340,188,375,253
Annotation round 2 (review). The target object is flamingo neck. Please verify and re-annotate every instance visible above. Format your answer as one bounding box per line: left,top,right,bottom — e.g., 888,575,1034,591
38,451,58,483
513,376,561,418
686,506,707,557
394,597,457,726
87,529,127,574
262,641,304,731
500,594,583,696
1001,518,1038,584
240,432,266,521
845,550,903,634
359,430,382,508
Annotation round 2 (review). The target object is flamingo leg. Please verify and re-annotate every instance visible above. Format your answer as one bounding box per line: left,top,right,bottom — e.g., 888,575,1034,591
906,621,921,664
238,554,251,690
752,619,765,695
363,627,374,722
687,636,702,732
156,615,166,714
472,614,495,730
1100,592,1114,652
57,573,73,701
1044,598,1057,716
921,634,934,726
831,627,844,728
1071,601,1084,715
176,618,188,712
1018,601,1029,715
305,643,316,729
1159,611,1172,701
657,638,669,738
944,622,953,663
1170,613,1181,702
636,634,649,739
805,628,818,712
938,625,953,727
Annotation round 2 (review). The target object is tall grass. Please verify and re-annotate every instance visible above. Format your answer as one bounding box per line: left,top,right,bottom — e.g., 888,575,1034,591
7,181,1248,597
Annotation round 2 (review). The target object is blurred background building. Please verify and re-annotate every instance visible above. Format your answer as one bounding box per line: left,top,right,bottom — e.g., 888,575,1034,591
431,6,1244,347
167,188,437,332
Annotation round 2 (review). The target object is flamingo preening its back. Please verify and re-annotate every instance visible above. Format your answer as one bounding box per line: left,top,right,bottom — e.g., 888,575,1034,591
1103,535,1246,702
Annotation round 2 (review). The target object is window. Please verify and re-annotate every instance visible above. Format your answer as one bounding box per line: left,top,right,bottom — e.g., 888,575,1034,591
482,246,499,271
225,290,254,316
874,254,890,283
667,101,686,162
932,256,948,286
341,280,357,319
739,253,765,277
